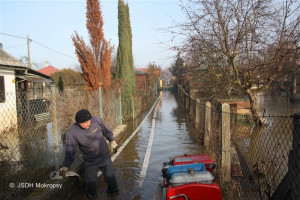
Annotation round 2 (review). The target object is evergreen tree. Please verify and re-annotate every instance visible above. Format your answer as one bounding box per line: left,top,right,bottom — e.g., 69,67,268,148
51,69,84,88
170,54,185,80
58,75,64,94
116,0,136,118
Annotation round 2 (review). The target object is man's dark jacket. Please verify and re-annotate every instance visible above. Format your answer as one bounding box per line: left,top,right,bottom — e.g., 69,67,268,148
63,116,115,167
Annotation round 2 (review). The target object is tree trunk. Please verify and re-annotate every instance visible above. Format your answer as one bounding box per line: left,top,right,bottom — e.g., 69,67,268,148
246,89,263,124
290,75,297,102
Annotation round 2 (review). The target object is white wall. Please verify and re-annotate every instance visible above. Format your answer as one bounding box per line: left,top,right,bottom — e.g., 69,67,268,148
0,69,21,161
0,68,17,132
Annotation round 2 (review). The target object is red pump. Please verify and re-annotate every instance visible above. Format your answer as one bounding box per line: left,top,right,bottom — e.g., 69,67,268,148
161,154,222,200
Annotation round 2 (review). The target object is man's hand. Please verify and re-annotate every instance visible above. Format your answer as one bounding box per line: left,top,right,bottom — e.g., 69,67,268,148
59,167,68,177
110,140,118,153
60,167,68,172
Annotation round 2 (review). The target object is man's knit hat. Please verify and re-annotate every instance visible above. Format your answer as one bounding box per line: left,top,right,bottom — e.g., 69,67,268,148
75,109,92,123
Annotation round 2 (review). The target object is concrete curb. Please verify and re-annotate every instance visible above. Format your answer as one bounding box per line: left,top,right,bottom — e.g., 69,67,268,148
25,124,127,200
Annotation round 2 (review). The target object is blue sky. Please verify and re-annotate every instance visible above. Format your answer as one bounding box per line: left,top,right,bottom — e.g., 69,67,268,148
0,0,185,70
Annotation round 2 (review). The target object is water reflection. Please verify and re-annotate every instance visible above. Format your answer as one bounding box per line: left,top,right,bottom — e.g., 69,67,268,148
258,94,300,116
0,122,62,199
17,122,62,169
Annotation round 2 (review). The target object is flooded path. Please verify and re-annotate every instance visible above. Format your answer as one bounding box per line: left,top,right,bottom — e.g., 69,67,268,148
70,91,207,200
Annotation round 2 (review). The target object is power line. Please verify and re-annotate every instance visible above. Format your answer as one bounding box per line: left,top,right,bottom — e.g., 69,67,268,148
31,40,75,60
0,32,76,60
0,32,27,40
3,43,27,49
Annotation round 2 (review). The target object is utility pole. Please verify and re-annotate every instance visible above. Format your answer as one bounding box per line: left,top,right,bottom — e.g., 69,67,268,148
27,35,31,68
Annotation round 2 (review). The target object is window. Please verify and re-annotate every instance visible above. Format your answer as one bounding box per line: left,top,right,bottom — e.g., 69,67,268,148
28,81,43,99
0,76,5,103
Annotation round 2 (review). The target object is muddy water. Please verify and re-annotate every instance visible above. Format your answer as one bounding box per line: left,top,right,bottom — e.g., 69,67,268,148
258,94,300,116
69,91,207,200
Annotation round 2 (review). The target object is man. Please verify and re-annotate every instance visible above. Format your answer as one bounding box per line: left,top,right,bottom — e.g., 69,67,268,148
60,109,118,198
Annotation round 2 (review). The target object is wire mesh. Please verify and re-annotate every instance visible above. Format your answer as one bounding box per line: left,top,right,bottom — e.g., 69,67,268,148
101,88,121,130
177,85,298,200
0,87,121,200
203,101,297,199
198,102,205,137
203,102,296,199
231,114,294,199
0,91,56,200
208,103,223,180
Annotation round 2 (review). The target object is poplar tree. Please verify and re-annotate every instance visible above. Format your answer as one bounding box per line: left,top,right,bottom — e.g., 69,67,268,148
116,0,136,118
72,0,113,93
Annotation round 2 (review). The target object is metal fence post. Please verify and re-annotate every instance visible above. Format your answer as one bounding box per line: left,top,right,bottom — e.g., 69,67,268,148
132,97,135,119
118,89,122,125
221,103,231,182
99,87,103,118
51,84,59,170
289,113,300,199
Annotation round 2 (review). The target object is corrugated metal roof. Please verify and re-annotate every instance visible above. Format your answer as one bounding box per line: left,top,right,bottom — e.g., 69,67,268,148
135,69,148,76
0,48,25,67
0,48,52,80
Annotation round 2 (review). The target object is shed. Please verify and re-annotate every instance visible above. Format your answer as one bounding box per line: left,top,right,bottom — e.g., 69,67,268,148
0,48,53,131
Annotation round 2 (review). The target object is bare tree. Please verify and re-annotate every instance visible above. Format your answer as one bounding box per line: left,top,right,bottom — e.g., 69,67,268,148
269,33,300,101
173,0,299,122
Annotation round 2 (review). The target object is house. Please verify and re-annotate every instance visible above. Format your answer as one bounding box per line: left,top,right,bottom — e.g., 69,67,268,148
135,69,149,90
219,100,252,115
0,48,53,131
136,67,162,90
38,63,60,76
137,67,161,83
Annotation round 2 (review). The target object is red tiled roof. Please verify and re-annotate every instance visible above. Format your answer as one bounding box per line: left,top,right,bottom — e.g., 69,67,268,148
136,67,161,81
38,65,60,76
136,68,161,72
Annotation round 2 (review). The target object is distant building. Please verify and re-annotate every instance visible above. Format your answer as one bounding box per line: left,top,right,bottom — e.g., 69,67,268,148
135,67,162,92
135,69,149,90
38,63,60,76
136,67,161,82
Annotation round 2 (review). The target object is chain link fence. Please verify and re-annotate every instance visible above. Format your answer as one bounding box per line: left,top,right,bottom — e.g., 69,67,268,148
230,113,297,200
177,85,299,200
0,87,121,200
206,103,298,200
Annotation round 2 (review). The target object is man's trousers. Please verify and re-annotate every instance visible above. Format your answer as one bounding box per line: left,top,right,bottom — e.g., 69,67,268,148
85,158,118,198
